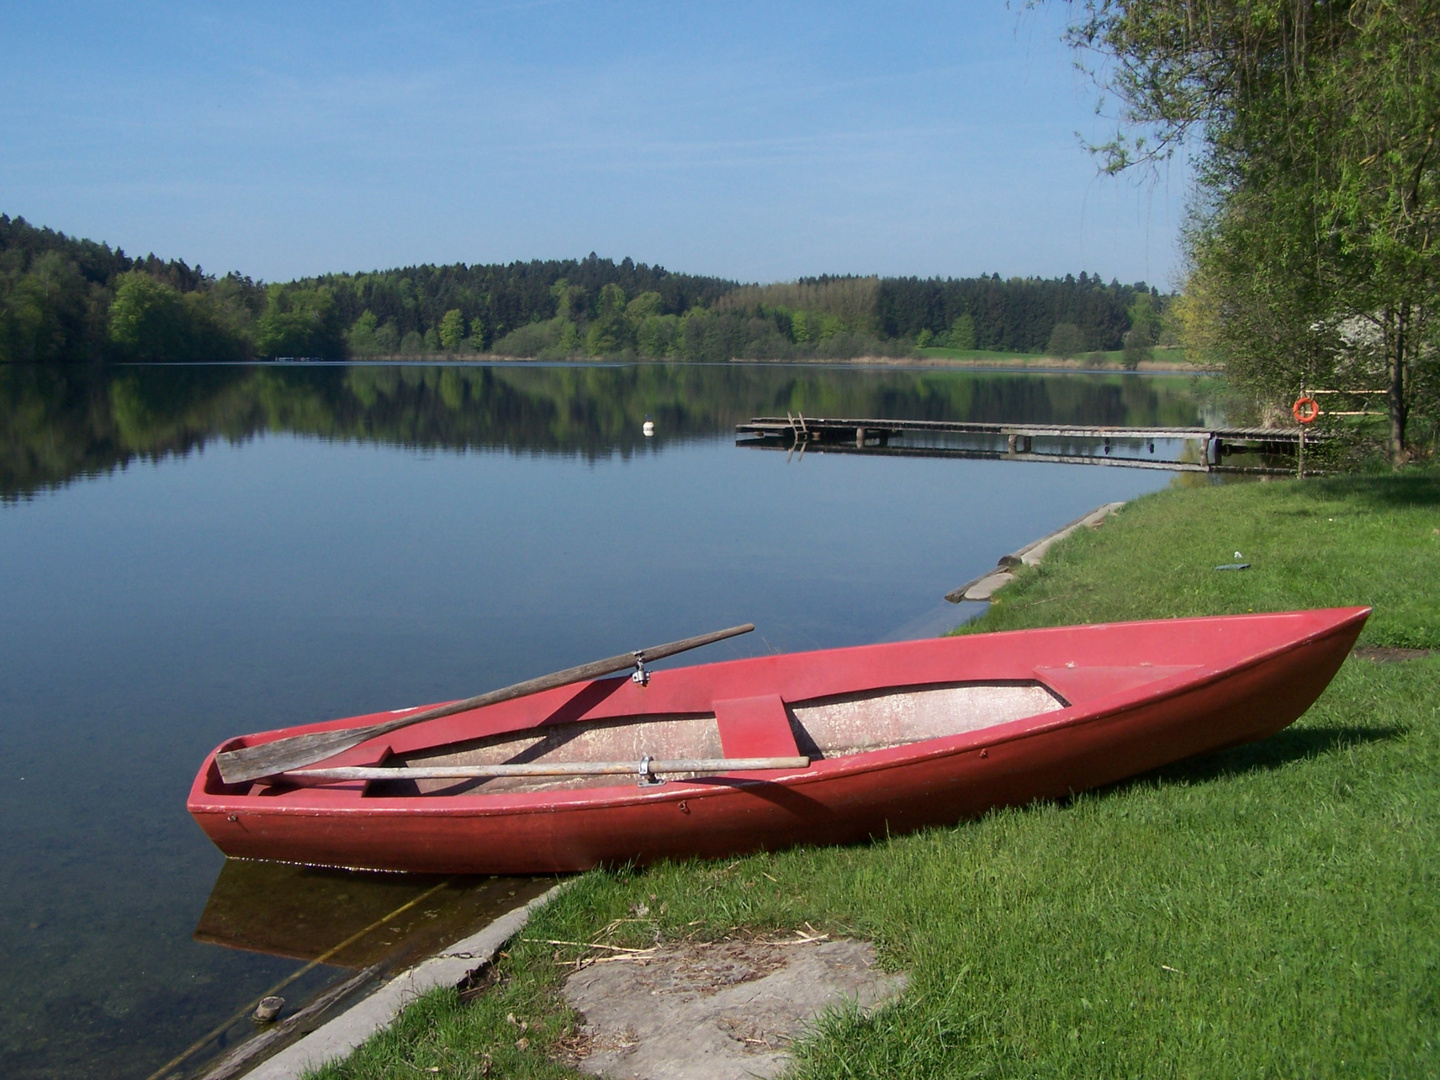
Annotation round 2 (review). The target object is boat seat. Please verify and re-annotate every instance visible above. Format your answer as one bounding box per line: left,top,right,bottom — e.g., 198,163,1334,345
713,694,800,758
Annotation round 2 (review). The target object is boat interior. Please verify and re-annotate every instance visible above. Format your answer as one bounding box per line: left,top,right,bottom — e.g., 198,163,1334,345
365,681,1066,796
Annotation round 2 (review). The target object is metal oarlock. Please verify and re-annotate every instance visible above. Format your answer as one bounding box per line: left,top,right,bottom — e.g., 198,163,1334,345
636,755,664,786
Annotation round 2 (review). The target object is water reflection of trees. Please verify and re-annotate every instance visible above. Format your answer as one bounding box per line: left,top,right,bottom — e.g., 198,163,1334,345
0,362,1211,501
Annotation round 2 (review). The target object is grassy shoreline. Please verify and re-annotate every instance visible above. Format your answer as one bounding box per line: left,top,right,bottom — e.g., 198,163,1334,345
912,344,1211,372
312,470,1438,1079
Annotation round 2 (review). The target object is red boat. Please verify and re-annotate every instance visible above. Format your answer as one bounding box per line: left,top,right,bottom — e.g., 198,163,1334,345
189,608,1368,874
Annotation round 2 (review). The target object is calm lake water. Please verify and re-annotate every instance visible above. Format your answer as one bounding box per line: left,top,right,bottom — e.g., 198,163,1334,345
0,361,1219,1079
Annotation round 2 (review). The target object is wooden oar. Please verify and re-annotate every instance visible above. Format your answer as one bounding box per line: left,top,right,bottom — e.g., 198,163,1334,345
215,624,755,784
285,756,811,784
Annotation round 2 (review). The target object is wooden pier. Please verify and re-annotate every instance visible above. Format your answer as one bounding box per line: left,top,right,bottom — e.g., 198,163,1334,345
735,415,1313,473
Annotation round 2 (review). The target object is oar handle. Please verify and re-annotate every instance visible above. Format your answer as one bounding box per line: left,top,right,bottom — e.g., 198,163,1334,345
215,623,754,784
365,622,757,732
633,624,756,663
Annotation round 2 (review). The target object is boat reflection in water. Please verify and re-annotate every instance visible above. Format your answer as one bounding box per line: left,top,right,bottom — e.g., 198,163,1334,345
194,859,555,969
178,861,556,1078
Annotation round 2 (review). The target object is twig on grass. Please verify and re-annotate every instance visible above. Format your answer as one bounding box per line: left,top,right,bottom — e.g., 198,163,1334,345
753,931,830,946
557,952,657,968
526,938,657,953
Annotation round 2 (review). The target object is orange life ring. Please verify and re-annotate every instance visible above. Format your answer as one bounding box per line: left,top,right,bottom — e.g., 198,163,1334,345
1293,396,1320,424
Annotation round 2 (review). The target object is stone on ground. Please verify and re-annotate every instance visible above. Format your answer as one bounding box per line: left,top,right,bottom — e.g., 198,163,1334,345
562,938,906,1080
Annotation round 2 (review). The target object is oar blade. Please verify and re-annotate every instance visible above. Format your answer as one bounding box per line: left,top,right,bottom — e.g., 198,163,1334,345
216,724,379,785
212,622,756,785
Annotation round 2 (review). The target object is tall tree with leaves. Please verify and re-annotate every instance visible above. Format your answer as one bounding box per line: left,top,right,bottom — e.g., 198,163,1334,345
255,285,345,359
1062,0,1439,463
437,308,466,351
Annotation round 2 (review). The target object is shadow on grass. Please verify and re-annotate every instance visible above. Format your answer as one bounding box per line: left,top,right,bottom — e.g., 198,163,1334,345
588,726,1408,876
1090,722,1405,801
1301,469,1440,509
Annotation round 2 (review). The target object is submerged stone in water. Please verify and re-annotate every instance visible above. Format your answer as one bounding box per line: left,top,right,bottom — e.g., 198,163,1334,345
253,996,284,1023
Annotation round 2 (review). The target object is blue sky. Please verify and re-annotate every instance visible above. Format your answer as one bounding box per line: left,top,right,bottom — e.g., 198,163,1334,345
0,1,1189,286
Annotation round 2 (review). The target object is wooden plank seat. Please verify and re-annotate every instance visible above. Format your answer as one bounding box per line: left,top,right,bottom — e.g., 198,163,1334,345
714,694,801,758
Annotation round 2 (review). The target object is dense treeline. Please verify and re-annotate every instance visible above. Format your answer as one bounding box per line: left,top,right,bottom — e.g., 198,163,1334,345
1,213,1170,363
878,273,1160,353
313,253,736,356
0,214,265,363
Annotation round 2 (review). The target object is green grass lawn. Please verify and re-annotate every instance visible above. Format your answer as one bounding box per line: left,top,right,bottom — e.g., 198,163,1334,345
312,470,1439,1079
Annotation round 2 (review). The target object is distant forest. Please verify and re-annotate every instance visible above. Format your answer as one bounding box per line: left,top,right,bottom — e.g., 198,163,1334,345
0,213,1171,364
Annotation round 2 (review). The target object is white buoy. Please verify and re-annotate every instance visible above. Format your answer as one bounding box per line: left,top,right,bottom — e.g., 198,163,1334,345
643,420,655,437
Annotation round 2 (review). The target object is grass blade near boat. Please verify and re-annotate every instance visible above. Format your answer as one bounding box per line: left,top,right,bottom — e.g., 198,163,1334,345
189,607,1368,874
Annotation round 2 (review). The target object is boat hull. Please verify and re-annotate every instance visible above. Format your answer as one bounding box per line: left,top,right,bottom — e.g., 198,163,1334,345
189,608,1368,874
